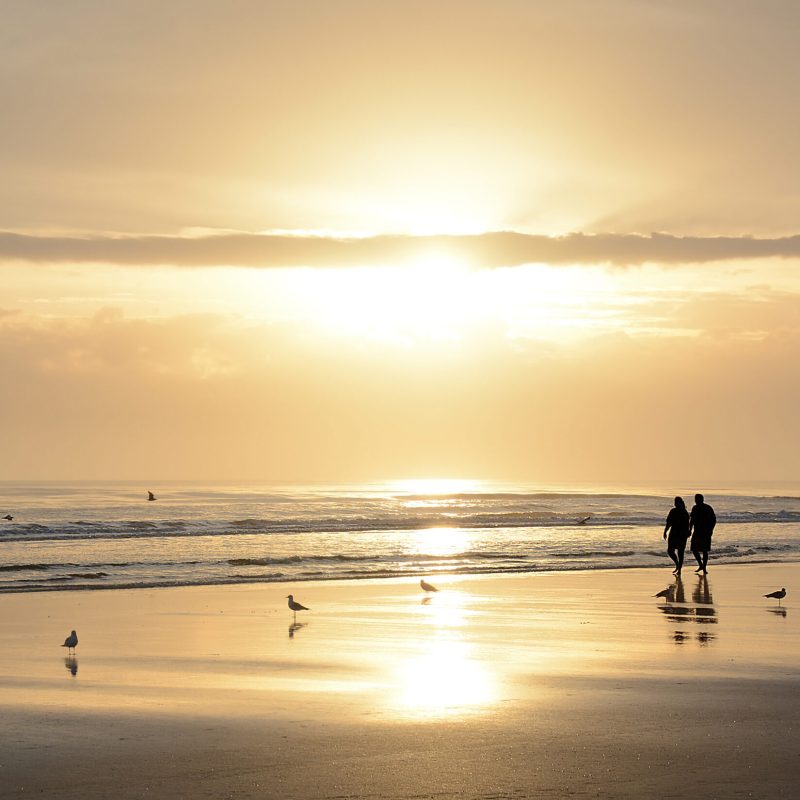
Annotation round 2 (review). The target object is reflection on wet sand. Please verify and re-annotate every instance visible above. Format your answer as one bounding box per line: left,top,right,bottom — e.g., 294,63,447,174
766,607,788,618
656,576,718,645
64,656,78,676
392,589,497,720
288,622,307,639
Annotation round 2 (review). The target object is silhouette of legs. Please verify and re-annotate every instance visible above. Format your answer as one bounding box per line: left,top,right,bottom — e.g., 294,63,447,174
667,544,678,572
667,542,686,574
692,548,708,573
667,544,680,572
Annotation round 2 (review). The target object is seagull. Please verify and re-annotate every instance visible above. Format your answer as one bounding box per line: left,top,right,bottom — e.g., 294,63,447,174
286,594,309,620
147,491,157,501
61,630,78,654
2,514,12,521
764,588,787,606
420,579,438,593
578,515,591,525
654,586,673,599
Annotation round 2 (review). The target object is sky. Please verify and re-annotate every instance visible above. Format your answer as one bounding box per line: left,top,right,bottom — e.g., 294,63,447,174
2,0,799,484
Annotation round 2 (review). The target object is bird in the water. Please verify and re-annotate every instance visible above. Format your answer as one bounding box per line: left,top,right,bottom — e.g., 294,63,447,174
61,630,78,653
420,579,438,593
147,491,157,501
286,594,309,619
764,588,787,606
2,514,12,521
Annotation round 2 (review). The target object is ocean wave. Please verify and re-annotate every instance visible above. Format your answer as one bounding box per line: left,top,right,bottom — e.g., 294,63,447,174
228,556,307,566
553,550,637,558
67,572,108,579
5,507,800,543
229,572,284,580
0,563,52,572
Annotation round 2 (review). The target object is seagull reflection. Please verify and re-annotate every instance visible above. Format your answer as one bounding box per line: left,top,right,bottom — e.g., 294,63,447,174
64,656,78,676
766,607,788,618
421,596,433,606
288,621,307,639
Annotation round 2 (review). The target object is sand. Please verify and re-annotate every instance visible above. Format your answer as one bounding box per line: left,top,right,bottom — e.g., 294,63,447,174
0,562,798,799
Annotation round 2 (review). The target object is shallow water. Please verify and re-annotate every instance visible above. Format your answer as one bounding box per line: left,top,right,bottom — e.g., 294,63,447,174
1,481,798,592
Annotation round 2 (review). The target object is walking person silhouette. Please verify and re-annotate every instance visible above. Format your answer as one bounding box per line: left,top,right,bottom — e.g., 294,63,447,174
663,496,690,575
689,493,716,574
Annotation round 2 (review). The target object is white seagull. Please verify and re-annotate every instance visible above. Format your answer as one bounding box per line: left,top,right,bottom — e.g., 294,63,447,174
61,630,78,653
286,594,309,619
420,579,438,593
764,588,787,606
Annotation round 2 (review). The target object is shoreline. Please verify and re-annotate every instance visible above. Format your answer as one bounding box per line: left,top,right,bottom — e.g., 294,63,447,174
2,555,799,595
2,562,798,798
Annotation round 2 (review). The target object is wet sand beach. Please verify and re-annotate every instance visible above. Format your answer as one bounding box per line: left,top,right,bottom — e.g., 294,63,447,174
1,563,798,799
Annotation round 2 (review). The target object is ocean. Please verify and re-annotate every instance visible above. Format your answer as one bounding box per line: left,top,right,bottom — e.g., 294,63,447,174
1,481,799,593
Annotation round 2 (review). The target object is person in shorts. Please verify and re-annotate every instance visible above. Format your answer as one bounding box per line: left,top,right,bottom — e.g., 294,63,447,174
689,493,716,574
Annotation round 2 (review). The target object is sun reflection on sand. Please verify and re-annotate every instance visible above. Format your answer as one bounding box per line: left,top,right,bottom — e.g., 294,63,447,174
388,589,498,719
393,640,496,719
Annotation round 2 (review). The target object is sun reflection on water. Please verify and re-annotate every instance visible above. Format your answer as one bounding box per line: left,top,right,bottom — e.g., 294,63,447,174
406,526,474,558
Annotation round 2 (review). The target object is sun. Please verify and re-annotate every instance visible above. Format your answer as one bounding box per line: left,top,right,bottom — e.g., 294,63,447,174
219,252,623,347
290,251,476,344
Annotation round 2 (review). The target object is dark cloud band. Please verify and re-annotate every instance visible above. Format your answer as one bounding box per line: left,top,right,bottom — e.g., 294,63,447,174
2,230,800,268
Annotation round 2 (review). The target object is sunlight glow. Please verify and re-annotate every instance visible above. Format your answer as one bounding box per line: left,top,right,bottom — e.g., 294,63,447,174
279,261,628,344
390,590,497,719
390,478,485,496
291,253,475,344
406,527,474,558
394,640,496,719
209,260,643,348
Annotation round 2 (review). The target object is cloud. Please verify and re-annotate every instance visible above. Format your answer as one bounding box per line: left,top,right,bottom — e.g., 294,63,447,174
3,230,800,269
2,303,799,482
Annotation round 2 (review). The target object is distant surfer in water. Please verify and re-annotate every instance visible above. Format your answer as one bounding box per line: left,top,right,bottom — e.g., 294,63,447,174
663,496,690,575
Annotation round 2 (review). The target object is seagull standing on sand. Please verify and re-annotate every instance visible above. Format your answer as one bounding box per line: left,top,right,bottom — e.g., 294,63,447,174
147,491,157,501
420,579,438,593
764,588,787,606
2,514,12,521
654,586,673,599
61,630,78,654
286,594,309,620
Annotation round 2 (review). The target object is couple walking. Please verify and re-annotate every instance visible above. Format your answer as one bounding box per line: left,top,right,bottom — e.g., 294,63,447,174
663,494,716,576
